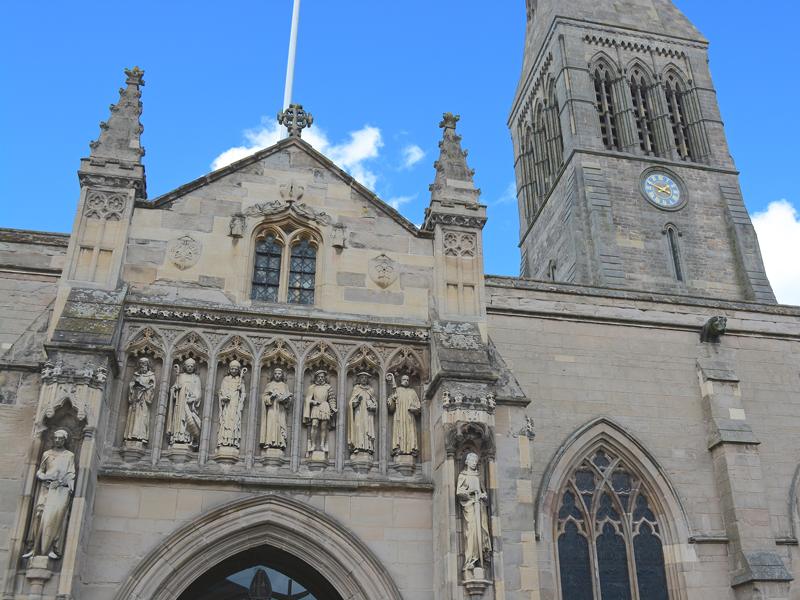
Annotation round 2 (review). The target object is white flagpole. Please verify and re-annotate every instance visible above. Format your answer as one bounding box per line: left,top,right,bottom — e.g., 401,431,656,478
280,0,302,140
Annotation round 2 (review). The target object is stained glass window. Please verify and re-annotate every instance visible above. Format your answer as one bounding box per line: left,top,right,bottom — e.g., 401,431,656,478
556,448,671,600
288,238,316,305
252,234,282,302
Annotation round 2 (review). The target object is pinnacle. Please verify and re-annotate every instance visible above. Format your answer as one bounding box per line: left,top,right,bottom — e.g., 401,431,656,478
88,67,146,163
428,113,480,205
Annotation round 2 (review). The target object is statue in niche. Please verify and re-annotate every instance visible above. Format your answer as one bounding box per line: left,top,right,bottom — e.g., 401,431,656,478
303,369,337,456
123,357,156,444
347,372,377,455
457,452,491,574
387,373,421,457
167,358,202,447
217,360,248,449
23,429,75,559
260,367,292,450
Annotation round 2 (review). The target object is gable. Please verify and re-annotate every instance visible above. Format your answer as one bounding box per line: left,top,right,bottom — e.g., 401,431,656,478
137,137,421,237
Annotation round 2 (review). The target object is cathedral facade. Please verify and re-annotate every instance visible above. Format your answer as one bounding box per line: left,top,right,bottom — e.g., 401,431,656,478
1,2,798,599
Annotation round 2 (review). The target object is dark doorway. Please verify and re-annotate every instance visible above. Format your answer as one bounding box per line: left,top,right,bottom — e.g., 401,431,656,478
178,544,343,600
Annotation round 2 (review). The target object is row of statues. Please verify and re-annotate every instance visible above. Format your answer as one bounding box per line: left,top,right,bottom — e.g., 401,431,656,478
123,358,421,460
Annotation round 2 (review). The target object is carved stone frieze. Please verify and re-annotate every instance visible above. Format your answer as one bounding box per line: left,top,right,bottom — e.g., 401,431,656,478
443,231,477,257
124,304,431,341
84,190,127,220
167,234,202,271
443,421,495,460
442,388,496,414
244,198,333,226
433,321,481,350
422,213,487,231
79,174,144,193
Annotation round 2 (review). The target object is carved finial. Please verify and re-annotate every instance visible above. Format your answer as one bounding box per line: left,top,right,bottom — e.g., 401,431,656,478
124,66,145,86
439,112,460,130
277,103,313,138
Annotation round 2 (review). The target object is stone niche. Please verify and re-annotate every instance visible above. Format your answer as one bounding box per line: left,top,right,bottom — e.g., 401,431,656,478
299,342,340,472
256,339,298,468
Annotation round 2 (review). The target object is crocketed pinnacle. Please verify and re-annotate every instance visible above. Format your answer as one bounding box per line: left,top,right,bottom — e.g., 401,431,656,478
428,113,480,205
89,67,146,163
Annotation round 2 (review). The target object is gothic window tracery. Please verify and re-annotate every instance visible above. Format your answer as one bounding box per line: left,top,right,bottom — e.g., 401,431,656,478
251,226,319,305
556,448,671,600
594,65,620,151
665,73,693,161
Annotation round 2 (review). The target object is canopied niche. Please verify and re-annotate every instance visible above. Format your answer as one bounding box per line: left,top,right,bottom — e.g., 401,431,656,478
113,494,403,600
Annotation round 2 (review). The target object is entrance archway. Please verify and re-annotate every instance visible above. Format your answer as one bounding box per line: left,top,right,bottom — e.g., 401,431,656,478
114,494,403,600
178,544,341,600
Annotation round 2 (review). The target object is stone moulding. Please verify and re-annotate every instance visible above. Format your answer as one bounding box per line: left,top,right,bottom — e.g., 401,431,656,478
535,417,693,542
123,304,430,341
113,493,405,600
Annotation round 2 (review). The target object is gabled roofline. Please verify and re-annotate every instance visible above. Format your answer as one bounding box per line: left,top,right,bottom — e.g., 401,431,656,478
135,137,428,238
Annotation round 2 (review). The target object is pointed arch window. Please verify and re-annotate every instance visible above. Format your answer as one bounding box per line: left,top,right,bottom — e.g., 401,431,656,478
594,65,619,151
251,228,319,305
665,74,693,161
556,448,671,600
630,70,655,155
663,224,684,283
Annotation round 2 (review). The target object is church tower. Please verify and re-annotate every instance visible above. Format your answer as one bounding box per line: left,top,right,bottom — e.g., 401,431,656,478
509,0,776,303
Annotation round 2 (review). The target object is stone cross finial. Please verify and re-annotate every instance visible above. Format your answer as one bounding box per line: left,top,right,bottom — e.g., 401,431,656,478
277,103,313,138
124,66,145,86
439,112,460,130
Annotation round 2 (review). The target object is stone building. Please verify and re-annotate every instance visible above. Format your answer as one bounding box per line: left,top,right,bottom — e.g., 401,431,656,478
1,1,798,599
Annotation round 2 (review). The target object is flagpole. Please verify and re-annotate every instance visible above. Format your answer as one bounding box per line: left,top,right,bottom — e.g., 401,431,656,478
280,0,301,140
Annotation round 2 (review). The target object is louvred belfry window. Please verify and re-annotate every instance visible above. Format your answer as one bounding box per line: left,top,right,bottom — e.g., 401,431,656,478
630,71,655,155
288,237,316,305
665,74,693,161
556,449,670,600
594,66,619,151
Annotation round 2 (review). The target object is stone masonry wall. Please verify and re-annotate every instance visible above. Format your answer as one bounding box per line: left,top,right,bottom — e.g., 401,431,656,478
485,278,800,598
0,229,68,355
82,482,433,600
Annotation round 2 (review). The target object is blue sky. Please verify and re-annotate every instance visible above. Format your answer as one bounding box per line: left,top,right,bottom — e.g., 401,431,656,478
1,1,797,301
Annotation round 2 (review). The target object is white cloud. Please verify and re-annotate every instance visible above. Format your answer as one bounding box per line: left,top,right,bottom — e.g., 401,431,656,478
491,181,518,206
752,199,800,306
210,120,383,190
387,193,418,211
401,144,425,169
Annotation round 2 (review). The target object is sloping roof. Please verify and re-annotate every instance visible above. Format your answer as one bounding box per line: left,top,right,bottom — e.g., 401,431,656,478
137,136,425,237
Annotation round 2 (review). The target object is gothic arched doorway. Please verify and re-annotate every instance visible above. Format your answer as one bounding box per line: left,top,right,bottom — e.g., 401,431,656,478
114,493,402,600
178,544,341,600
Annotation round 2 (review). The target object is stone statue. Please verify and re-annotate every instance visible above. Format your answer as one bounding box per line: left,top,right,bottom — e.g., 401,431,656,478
457,452,491,574
123,357,156,444
387,373,421,457
260,367,292,450
167,358,202,447
23,429,75,559
217,360,247,449
303,369,337,456
347,372,377,454
229,211,245,237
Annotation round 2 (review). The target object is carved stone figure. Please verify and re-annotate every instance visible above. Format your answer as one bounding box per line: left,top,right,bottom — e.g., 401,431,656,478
23,429,75,559
348,372,377,454
167,359,202,447
229,211,246,237
303,369,337,456
701,315,727,343
387,373,421,457
260,368,292,450
123,357,156,443
217,361,247,449
457,452,491,574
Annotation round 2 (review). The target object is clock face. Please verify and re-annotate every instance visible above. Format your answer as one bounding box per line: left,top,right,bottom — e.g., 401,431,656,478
643,173,681,209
